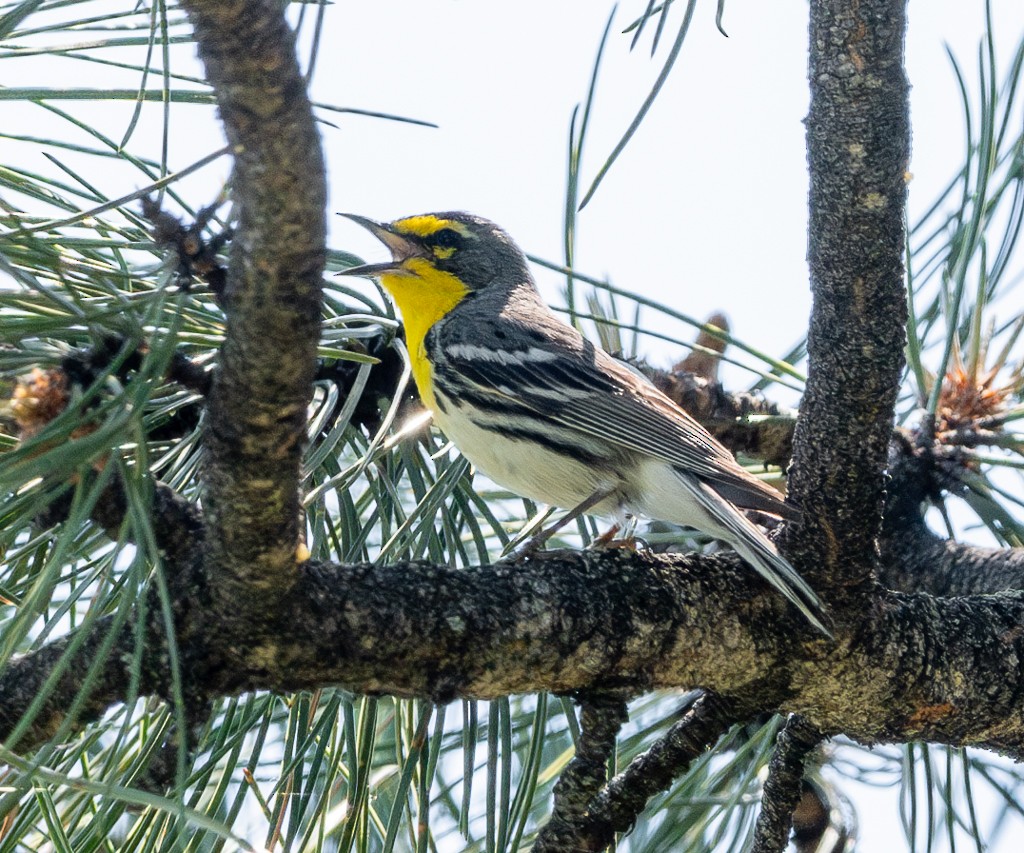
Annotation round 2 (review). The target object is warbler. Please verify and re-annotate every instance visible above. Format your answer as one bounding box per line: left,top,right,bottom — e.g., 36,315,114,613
338,211,829,635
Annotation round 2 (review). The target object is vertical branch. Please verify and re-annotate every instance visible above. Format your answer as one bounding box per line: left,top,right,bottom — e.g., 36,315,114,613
750,715,825,853
180,0,326,629
534,696,629,853
786,0,910,604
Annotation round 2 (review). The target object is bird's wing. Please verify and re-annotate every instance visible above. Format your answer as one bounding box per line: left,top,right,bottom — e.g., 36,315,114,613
440,315,794,517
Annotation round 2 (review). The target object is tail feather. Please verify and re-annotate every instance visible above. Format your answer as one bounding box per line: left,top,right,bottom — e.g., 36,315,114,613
688,480,832,637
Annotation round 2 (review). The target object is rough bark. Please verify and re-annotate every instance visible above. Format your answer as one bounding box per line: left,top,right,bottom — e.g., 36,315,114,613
8,546,1024,757
183,0,326,626
576,692,753,849
534,696,629,852
751,716,825,853
783,0,910,605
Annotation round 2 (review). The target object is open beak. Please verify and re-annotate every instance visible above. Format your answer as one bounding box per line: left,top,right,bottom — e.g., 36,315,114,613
336,213,425,277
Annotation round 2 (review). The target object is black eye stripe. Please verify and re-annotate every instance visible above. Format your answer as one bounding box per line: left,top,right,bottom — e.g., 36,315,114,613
430,228,463,249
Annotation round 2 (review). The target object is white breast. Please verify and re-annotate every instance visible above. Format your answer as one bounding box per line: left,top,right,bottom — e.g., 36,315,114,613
432,393,621,513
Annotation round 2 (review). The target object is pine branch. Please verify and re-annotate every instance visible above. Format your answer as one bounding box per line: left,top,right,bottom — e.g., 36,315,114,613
879,433,1024,594
879,517,1024,595
572,692,751,850
783,0,911,602
750,715,825,853
180,0,326,625
534,694,629,852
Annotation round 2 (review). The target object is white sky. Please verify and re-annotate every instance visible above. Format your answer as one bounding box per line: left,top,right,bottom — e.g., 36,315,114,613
326,1,1024,393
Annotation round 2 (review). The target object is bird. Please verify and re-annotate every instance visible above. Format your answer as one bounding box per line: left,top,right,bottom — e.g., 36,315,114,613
337,211,830,635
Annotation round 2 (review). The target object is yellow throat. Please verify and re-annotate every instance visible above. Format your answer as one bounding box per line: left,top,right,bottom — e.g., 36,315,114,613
379,258,468,411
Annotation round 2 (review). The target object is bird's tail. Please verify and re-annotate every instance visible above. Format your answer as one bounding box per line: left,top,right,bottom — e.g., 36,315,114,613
689,480,832,637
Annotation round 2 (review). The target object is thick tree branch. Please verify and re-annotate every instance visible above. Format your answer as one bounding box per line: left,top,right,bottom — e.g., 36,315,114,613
7,547,1024,754
0,617,134,750
878,434,1024,594
784,0,909,599
262,559,1024,755
879,525,1024,596
218,549,823,700
181,0,326,624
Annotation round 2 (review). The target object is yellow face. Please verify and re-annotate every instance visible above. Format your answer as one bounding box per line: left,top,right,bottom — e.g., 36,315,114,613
378,215,475,410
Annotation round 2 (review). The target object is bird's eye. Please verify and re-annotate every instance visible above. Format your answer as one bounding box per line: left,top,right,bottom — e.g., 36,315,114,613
430,228,463,250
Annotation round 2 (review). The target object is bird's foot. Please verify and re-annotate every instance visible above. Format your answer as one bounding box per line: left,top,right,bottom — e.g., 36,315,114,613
500,535,547,563
590,524,621,547
587,514,645,551
587,527,647,552
500,489,616,564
